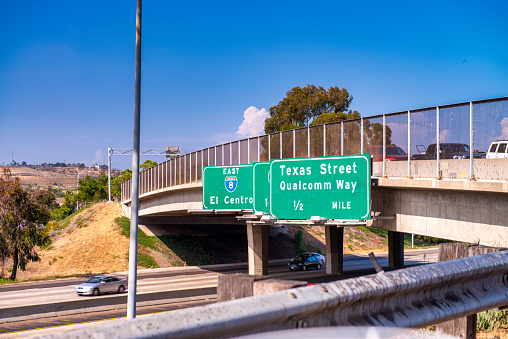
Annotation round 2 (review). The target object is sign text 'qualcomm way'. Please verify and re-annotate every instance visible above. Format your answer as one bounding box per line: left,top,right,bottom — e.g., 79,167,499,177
270,155,370,220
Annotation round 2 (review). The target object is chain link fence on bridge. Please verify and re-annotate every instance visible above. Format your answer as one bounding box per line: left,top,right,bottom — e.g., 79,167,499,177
122,97,508,201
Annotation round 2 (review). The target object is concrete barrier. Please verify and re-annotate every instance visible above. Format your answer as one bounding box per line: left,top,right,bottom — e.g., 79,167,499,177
35,251,508,339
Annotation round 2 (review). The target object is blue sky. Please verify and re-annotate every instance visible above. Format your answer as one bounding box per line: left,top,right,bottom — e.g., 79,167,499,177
1,1,507,169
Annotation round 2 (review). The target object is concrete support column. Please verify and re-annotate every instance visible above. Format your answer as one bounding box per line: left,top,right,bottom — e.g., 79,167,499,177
325,226,343,275
388,231,404,268
247,222,269,276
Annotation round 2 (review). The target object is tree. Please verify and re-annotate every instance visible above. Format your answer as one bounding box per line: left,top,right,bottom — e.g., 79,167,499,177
76,173,108,203
310,110,361,126
111,169,132,200
140,160,158,171
264,85,354,134
51,190,77,220
0,170,53,280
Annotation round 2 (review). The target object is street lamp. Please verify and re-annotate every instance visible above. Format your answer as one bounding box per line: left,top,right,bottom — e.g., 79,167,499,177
77,170,91,210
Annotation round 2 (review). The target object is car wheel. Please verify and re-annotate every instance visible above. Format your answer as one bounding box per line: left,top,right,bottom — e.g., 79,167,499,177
118,285,125,293
302,265,307,271
93,288,100,296
317,264,322,270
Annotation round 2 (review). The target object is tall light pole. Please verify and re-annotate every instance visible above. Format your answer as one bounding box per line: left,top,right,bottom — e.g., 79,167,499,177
127,0,142,320
108,147,112,202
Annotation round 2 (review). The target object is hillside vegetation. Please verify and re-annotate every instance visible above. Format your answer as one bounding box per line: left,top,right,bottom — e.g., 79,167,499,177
6,201,432,282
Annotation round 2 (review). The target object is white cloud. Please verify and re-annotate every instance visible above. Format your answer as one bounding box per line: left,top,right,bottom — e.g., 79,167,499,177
500,117,508,139
236,106,269,137
92,149,103,164
439,129,451,143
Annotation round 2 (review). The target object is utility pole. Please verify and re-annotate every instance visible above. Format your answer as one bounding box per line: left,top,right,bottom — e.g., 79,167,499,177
8,148,13,165
108,147,112,202
127,0,142,320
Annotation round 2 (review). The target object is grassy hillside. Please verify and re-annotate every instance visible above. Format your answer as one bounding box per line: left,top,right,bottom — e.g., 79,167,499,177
3,201,436,282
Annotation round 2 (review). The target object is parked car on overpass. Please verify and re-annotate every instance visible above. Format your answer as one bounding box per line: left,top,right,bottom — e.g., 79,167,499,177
364,145,408,162
412,143,486,160
487,140,508,159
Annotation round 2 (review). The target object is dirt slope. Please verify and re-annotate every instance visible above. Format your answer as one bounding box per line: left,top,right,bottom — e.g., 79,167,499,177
16,202,130,281
11,201,388,282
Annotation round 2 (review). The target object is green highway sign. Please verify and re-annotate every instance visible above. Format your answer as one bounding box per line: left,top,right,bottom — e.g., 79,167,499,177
253,162,270,214
269,155,371,220
202,164,253,210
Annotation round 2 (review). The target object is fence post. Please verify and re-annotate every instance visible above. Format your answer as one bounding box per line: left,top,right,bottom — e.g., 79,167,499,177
360,118,364,156
383,114,386,177
470,102,474,180
268,135,271,161
257,136,260,162
323,124,326,156
408,111,411,178
307,126,310,157
293,129,296,158
436,106,441,179
341,121,344,155
279,132,282,159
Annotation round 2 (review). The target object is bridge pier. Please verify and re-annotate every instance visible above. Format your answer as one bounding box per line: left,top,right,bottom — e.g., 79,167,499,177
247,222,269,275
388,231,404,268
325,226,344,275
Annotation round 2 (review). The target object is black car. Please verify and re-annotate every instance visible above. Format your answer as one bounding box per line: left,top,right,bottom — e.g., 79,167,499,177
288,253,324,271
412,143,485,160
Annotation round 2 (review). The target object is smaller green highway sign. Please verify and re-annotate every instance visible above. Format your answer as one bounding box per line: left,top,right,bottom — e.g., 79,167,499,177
269,155,371,220
202,164,253,210
253,162,270,214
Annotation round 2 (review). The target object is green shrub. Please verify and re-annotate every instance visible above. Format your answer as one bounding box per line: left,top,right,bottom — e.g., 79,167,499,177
477,310,508,331
294,230,303,246
293,230,305,254
158,234,218,266
137,253,159,268
115,216,158,250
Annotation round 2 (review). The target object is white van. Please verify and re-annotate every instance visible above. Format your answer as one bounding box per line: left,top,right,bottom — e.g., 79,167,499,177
486,141,508,159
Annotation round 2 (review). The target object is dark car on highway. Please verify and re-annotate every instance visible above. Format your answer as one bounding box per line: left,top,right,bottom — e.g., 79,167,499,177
288,253,324,271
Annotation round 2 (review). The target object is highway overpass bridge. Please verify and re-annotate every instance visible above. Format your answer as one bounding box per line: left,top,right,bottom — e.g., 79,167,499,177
121,97,508,275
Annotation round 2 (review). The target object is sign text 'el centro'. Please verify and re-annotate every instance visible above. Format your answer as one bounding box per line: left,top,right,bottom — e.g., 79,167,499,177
270,155,370,220
202,164,253,210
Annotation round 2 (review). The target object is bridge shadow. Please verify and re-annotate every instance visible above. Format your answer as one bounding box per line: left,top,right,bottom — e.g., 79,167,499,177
143,224,299,267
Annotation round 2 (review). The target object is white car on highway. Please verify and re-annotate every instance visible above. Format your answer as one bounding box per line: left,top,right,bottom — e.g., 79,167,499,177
75,275,128,296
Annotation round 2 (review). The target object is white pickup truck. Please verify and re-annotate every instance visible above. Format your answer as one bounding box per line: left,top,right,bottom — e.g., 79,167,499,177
486,141,508,159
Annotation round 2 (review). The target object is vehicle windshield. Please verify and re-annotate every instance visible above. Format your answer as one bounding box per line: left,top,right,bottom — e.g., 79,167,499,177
451,144,469,152
292,255,310,263
86,277,104,283
386,147,406,155
443,144,469,153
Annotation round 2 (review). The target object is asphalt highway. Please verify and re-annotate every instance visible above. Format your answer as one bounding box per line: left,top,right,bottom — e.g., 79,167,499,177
0,248,438,338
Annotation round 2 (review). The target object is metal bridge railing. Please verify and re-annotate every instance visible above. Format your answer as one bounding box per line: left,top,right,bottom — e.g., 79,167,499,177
40,251,508,339
121,96,508,202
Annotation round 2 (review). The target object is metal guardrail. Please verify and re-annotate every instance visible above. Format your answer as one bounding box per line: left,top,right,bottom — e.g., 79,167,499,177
121,96,508,202
39,251,508,339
